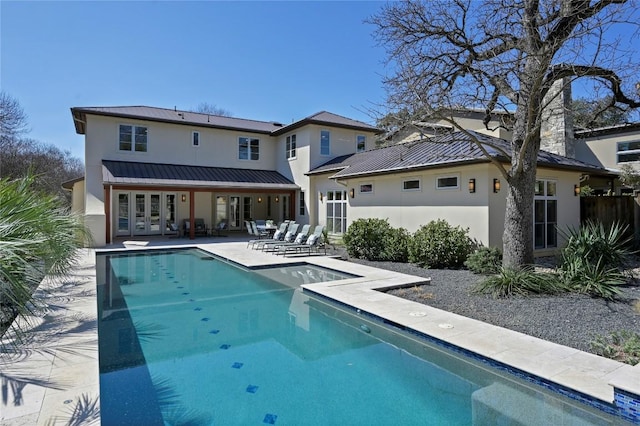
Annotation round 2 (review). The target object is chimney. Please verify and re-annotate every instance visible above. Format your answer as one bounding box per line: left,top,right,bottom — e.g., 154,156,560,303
540,77,575,158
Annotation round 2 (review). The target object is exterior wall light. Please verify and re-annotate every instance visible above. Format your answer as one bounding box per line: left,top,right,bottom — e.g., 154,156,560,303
181,194,186,202
574,185,580,196
468,179,476,193
258,197,263,203
349,188,355,198
493,178,501,193
275,195,279,203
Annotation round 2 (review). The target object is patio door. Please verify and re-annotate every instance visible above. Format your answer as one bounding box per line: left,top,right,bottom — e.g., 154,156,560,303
133,193,162,236
229,196,241,230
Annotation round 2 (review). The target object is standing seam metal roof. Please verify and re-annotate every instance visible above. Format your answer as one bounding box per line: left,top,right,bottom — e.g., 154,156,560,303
308,131,608,178
102,160,297,188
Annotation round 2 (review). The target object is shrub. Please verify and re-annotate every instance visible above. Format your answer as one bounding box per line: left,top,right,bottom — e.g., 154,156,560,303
464,247,502,275
383,227,410,262
590,330,640,366
473,266,563,298
408,220,475,268
343,218,394,261
558,220,633,299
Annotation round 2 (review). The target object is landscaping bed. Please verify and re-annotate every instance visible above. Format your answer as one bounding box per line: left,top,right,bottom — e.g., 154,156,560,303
328,246,640,360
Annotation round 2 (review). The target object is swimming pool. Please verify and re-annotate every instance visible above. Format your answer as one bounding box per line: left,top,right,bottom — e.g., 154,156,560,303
96,248,629,425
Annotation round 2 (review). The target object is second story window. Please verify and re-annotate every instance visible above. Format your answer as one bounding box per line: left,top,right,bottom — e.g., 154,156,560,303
617,140,640,163
192,131,200,147
239,137,259,160
119,125,148,152
286,134,296,159
321,130,330,156
356,135,366,152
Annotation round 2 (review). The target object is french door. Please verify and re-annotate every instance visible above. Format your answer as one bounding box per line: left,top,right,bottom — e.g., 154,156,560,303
116,192,175,237
134,193,162,235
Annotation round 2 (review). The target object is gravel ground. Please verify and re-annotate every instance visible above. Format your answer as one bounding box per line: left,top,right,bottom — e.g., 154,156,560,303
327,247,640,356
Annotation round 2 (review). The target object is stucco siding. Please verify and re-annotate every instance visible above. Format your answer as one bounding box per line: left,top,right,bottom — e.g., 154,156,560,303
576,129,640,172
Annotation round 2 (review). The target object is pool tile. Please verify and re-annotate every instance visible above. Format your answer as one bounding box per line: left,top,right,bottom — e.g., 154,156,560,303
246,385,259,393
181,292,190,295
220,344,231,349
194,307,202,311
232,362,243,369
201,317,210,322
263,413,277,424
209,329,220,334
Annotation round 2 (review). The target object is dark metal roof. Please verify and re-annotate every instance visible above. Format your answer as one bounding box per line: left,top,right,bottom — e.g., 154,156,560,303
71,106,380,136
72,106,285,135
102,160,298,189
308,131,608,178
271,111,380,135
575,122,640,138
61,176,84,190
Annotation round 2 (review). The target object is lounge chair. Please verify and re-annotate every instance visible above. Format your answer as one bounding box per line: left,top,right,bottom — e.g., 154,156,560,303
269,224,311,253
261,223,299,252
279,225,326,256
250,221,269,239
247,221,289,248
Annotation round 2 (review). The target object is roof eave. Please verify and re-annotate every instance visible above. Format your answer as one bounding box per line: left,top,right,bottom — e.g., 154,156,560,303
71,108,274,135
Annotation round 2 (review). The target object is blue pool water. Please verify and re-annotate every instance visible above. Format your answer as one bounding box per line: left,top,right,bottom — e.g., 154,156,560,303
96,249,628,425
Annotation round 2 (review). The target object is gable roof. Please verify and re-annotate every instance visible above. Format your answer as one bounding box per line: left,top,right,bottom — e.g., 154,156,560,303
71,106,379,136
271,111,380,135
308,131,609,179
102,160,298,189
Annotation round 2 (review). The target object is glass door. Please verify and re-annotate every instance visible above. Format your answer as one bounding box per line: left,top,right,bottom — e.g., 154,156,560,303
215,196,227,227
116,193,130,236
133,193,162,235
229,196,241,230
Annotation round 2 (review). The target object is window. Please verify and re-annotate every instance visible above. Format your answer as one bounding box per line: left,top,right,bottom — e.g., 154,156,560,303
326,190,347,234
359,183,373,194
239,137,260,160
436,175,459,189
321,130,330,156
356,135,366,152
299,191,305,216
617,141,640,163
403,179,421,191
286,134,296,159
534,179,557,249
192,131,200,147
120,125,148,152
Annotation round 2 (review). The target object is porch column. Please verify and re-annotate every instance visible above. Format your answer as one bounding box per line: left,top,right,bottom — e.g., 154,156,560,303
189,190,195,240
104,185,111,244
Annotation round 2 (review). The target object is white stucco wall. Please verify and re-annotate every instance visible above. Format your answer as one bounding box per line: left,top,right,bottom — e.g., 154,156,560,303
576,129,640,172
312,163,582,253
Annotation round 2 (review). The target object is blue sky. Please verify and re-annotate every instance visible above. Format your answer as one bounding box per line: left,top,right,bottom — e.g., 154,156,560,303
1,1,387,159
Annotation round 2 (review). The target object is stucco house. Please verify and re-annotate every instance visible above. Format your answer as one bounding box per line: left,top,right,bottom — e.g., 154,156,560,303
69,106,379,246
68,103,615,254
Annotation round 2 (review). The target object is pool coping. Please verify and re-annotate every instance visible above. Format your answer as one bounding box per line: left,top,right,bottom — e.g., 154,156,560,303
1,241,639,424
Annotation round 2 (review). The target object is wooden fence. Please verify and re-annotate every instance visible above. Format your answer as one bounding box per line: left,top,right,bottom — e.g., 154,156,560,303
580,196,636,240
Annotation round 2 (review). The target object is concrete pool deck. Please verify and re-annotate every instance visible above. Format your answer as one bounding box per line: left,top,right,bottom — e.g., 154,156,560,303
2,238,640,424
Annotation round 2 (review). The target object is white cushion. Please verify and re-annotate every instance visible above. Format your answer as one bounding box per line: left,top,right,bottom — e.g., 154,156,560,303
294,233,305,244
307,235,317,245
272,230,282,240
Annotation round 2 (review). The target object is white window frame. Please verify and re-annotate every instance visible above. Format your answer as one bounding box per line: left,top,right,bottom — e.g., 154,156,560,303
359,183,373,194
617,140,640,163
533,179,558,250
326,190,347,234
356,135,366,153
402,178,421,192
119,124,148,152
238,137,260,161
320,130,331,156
286,134,297,159
436,174,460,190
192,131,200,147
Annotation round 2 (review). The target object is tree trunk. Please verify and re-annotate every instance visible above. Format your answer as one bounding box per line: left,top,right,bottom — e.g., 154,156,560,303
502,168,536,267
